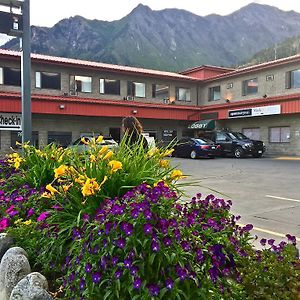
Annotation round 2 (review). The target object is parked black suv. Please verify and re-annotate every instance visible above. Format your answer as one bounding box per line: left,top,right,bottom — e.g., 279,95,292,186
203,130,266,158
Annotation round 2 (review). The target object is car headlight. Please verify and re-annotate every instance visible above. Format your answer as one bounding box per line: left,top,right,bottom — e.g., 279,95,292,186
243,142,253,148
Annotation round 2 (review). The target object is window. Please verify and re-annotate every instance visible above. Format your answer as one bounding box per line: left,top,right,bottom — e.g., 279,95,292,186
127,81,145,98
243,128,260,140
242,78,258,96
208,86,221,101
152,84,169,99
175,87,191,101
0,67,21,86
100,79,120,95
11,131,39,148
70,75,92,93
269,127,290,143
266,74,274,81
215,132,228,142
48,131,72,148
35,71,61,90
285,70,300,89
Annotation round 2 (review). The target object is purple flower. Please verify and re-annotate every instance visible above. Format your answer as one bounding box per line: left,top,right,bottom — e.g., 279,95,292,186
163,236,172,247
6,205,18,217
268,239,275,245
68,272,75,283
116,237,126,249
79,278,85,290
130,266,139,275
286,234,297,245
27,208,35,217
242,224,253,232
195,248,204,262
0,218,9,231
92,272,101,283
143,224,153,235
180,240,190,252
85,263,92,273
115,268,122,279
143,209,152,220
151,240,160,252
111,256,118,266
176,267,187,281
133,277,142,289
124,258,132,268
209,267,219,283
165,278,174,290
260,238,267,246
37,211,50,222
131,209,139,218
51,205,63,211
148,284,160,296
120,222,134,236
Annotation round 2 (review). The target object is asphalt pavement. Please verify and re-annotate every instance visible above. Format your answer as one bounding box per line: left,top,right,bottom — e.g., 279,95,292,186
170,156,300,248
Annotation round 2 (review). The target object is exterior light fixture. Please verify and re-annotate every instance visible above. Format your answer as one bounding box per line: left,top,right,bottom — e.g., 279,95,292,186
59,104,65,109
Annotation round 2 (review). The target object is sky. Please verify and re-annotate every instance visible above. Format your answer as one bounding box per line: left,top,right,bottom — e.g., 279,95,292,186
1,0,300,45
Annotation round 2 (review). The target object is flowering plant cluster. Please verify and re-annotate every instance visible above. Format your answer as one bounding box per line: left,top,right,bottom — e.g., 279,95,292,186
43,182,249,299
0,140,299,299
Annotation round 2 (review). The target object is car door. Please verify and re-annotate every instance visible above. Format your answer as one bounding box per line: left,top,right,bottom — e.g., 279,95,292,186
215,132,232,154
176,138,190,157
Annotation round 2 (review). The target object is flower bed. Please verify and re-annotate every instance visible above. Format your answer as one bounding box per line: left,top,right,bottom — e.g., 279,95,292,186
0,139,299,299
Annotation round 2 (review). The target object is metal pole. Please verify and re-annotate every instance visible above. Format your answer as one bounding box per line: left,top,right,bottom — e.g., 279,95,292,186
21,0,31,143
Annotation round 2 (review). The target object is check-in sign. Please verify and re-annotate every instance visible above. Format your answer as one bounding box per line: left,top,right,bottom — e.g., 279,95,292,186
0,113,22,130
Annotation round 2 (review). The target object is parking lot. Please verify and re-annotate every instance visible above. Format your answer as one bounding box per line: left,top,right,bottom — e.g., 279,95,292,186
171,156,300,246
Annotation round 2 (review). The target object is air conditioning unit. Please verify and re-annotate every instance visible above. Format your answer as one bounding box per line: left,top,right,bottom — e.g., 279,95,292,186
126,96,134,101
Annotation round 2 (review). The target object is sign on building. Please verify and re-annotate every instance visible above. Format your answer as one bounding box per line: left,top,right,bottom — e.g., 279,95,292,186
0,113,22,130
228,105,281,118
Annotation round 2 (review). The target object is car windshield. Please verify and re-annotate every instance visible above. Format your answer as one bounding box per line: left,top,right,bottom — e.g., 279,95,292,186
232,132,249,140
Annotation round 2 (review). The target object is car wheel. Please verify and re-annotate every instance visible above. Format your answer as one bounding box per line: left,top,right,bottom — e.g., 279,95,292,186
190,150,197,159
234,147,244,158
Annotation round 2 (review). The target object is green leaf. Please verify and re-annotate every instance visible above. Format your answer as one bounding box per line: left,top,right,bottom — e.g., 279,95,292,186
149,253,156,265
103,290,112,300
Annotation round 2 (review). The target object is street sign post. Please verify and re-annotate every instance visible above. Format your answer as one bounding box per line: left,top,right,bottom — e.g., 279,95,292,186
0,0,31,144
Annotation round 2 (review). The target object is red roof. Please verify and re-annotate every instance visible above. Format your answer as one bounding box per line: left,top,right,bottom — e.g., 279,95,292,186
0,49,197,82
204,54,300,82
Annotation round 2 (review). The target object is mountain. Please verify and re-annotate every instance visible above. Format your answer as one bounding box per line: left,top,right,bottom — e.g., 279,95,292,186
3,3,300,71
242,35,300,66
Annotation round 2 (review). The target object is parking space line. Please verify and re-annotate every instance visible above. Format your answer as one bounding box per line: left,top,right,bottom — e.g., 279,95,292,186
273,157,300,160
265,195,300,203
238,223,300,242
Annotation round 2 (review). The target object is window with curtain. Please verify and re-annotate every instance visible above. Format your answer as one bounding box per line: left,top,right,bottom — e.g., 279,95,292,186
269,127,290,143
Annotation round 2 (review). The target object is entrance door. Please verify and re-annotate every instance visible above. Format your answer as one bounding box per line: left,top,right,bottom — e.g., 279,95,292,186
109,127,121,143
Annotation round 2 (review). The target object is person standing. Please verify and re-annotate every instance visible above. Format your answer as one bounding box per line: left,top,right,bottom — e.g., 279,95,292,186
122,116,148,150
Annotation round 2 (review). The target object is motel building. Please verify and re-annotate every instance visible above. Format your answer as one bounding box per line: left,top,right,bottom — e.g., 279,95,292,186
0,49,300,156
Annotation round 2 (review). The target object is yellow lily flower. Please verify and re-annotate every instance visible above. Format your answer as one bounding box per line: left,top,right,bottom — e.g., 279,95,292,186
46,184,59,195
54,165,68,178
96,135,104,144
159,159,170,168
103,150,113,160
81,178,100,197
108,160,122,173
98,145,108,156
90,154,96,162
170,169,186,181
80,137,90,145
